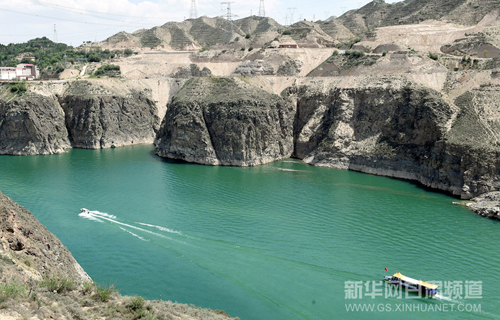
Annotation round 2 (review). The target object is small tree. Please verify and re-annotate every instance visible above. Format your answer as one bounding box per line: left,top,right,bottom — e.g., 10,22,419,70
124,48,133,57
245,34,251,39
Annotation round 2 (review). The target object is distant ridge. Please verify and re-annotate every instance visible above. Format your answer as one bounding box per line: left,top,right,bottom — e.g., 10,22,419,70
336,0,500,35
101,16,282,50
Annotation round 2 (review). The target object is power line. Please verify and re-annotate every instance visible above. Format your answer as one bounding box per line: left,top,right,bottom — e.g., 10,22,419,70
221,2,236,43
287,8,296,25
259,0,265,17
29,0,167,20
190,0,198,19
1,8,146,27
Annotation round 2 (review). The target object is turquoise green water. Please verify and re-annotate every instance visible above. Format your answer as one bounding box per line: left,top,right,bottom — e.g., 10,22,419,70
0,144,498,319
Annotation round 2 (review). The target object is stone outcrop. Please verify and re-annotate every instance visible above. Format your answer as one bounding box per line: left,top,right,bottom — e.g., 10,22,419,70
466,191,500,220
0,190,90,282
0,81,161,154
0,94,71,155
155,77,295,166
231,60,275,77
285,78,500,199
171,64,212,78
277,59,303,76
60,81,160,149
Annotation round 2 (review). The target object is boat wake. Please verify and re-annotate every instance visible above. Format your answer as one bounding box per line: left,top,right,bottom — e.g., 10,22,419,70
433,293,461,304
78,208,183,243
136,222,182,235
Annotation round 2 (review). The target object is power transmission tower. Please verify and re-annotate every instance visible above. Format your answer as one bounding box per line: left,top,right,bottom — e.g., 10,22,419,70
53,24,58,43
221,2,236,43
287,8,296,25
190,0,197,19
259,0,265,17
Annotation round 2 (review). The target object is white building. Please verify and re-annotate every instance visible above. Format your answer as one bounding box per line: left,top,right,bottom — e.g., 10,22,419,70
0,64,40,81
0,67,17,80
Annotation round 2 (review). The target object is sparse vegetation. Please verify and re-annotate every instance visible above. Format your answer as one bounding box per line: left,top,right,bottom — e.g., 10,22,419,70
484,50,489,58
93,64,121,77
94,284,117,302
282,30,291,35
41,277,76,293
0,281,27,303
429,52,438,60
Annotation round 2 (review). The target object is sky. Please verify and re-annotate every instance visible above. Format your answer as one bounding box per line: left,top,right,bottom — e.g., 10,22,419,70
0,0,404,46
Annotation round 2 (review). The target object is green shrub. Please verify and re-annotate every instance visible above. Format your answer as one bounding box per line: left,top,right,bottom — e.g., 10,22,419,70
124,48,133,57
126,296,145,311
382,51,387,56
94,64,121,77
332,50,339,56
10,81,27,95
428,52,438,60
82,281,95,295
54,65,65,74
245,33,251,39
248,46,254,51
94,284,116,302
241,47,245,51
484,50,489,58
41,277,76,293
282,30,291,35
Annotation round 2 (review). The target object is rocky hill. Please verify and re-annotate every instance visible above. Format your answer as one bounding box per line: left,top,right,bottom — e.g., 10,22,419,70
101,16,283,51
337,0,500,36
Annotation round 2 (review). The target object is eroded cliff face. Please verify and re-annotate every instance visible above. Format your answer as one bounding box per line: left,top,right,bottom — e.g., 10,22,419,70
0,190,90,282
0,81,160,155
286,79,500,199
155,78,295,166
61,81,160,149
0,94,71,155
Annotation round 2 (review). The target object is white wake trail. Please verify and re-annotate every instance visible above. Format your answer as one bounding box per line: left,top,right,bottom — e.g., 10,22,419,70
136,222,182,235
119,227,149,242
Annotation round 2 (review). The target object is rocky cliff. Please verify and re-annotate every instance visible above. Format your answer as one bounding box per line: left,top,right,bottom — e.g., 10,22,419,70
155,75,500,200
0,81,160,155
60,81,160,149
285,78,500,199
0,94,71,155
155,77,295,166
0,191,89,283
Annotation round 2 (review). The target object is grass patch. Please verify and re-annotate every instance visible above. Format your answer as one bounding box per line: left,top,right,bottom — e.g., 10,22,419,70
0,281,27,303
94,284,117,302
41,277,76,293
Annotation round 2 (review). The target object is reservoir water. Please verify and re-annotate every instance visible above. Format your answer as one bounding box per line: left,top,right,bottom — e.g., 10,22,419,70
0,144,498,319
